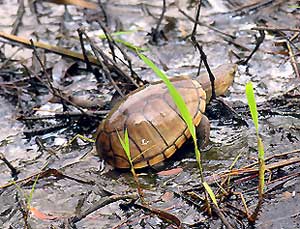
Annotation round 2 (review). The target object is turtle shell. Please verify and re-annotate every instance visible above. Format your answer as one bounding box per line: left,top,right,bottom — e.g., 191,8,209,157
96,77,206,169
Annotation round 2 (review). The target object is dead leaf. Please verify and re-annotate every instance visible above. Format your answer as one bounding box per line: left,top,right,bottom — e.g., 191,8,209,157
161,191,174,202
46,0,97,9
29,207,58,221
157,167,183,176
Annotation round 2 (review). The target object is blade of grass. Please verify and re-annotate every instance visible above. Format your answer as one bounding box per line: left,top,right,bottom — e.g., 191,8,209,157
245,82,259,134
137,53,196,141
27,174,40,209
203,181,218,207
137,52,213,210
117,129,145,204
98,31,136,38
245,82,266,221
138,52,204,171
99,31,147,51
117,129,132,167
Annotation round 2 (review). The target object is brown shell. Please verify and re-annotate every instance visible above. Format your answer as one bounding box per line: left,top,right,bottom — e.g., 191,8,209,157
96,77,206,169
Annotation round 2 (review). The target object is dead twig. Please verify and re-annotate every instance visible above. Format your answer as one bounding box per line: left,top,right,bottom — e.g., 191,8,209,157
238,30,265,65
77,28,103,84
182,150,300,193
17,110,108,121
29,39,98,118
68,194,138,225
97,20,145,87
211,205,234,229
0,152,20,178
97,0,108,26
133,203,182,228
190,2,216,100
177,6,235,39
149,0,168,44
252,26,300,33
243,149,300,169
0,168,94,189
0,32,102,67
286,41,300,78
79,29,144,99
78,29,126,98
231,0,281,16
11,0,25,35
15,192,30,229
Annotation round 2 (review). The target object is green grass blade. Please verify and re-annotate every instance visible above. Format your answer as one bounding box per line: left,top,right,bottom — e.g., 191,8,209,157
138,53,196,140
288,5,300,8
113,38,147,51
245,81,265,199
98,30,136,39
99,31,147,52
245,82,259,133
27,174,40,208
138,52,211,207
116,129,132,165
12,180,27,199
116,129,146,203
203,181,219,207
124,129,130,156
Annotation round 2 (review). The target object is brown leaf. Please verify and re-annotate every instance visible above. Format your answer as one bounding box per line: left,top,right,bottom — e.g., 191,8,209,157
157,167,183,176
161,191,174,202
29,207,57,221
46,0,97,9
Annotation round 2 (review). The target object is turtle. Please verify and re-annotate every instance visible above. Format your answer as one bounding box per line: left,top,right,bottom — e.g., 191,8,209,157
96,64,237,169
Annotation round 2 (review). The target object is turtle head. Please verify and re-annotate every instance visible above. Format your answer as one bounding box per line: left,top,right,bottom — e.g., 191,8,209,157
196,63,237,102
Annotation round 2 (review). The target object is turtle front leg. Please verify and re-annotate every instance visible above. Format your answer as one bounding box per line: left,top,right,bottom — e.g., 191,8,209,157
196,115,210,149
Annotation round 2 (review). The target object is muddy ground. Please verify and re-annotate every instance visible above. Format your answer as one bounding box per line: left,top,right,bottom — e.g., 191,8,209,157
0,0,300,228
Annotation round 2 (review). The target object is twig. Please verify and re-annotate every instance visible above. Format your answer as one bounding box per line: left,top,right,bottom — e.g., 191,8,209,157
68,194,138,224
238,30,265,65
23,122,69,137
182,151,300,193
79,30,125,97
0,32,105,67
77,28,103,83
264,172,300,194
99,24,117,62
97,20,145,86
11,0,25,35
17,110,108,121
231,0,278,16
155,0,166,33
15,193,30,229
97,0,108,26
252,26,300,52
177,7,235,39
29,40,56,94
211,205,234,229
286,41,300,78
80,30,143,97
0,152,20,178
35,137,60,160
252,26,300,33
190,2,216,100
0,168,94,189
243,149,300,169
133,203,182,228
189,0,213,217
29,39,96,117
149,0,167,44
